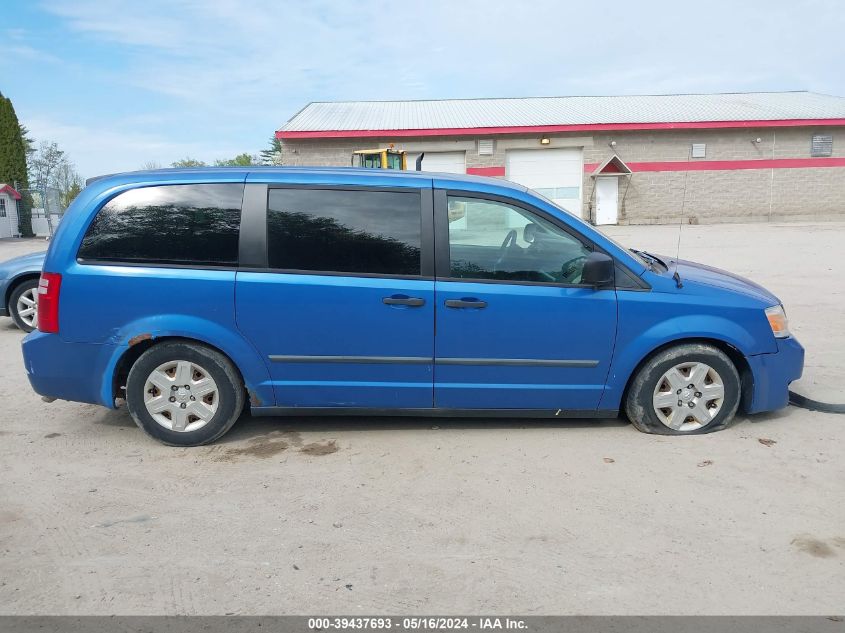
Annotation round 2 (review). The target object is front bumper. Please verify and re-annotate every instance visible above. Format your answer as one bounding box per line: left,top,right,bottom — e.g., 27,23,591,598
745,336,805,414
22,331,117,407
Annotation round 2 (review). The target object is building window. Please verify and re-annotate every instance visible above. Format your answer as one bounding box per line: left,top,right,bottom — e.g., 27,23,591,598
534,187,580,200
0,198,6,218
691,143,706,158
478,139,494,155
811,134,833,157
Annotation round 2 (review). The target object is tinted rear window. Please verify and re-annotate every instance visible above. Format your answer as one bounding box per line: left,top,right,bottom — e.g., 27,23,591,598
267,188,421,276
78,184,244,266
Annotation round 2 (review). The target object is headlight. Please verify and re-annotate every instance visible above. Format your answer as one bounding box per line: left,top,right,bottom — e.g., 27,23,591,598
765,305,790,338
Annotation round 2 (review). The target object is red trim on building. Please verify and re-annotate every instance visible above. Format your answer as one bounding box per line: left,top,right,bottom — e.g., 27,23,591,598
583,156,845,173
277,118,845,140
596,162,624,174
0,184,22,200
466,166,505,177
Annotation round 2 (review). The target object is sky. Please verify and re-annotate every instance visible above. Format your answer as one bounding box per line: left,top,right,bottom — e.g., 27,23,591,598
2,0,844,179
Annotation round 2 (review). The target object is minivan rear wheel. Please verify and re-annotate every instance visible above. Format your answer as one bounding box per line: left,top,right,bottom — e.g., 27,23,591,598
624,343,741,435
126,341,244,446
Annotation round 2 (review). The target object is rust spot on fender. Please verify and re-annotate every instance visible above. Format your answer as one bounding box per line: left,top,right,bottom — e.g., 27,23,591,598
248,390,262,407
128,333,152,347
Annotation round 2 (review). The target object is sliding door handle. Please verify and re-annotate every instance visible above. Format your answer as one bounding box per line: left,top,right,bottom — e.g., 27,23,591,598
445,298,487,309
383,295,425,307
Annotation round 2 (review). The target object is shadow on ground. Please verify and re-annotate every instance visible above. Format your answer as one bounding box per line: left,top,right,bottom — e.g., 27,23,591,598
219,413,632,444
88,400,804,449
91,404,633,444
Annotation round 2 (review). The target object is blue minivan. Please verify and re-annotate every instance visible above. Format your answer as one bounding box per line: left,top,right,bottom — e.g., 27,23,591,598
22,167,803,445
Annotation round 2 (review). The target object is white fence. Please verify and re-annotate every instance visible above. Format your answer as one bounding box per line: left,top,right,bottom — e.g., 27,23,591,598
30,209,62,238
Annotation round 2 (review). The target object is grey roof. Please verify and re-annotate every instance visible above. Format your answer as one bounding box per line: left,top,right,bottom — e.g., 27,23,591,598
280,91,845,133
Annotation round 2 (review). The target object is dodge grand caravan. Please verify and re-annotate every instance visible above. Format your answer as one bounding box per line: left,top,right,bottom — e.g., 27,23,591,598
22,168,804,446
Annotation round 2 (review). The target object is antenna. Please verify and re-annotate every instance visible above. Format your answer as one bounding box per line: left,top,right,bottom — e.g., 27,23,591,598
675,211,684,262
671,145,692,288
676,145,692,262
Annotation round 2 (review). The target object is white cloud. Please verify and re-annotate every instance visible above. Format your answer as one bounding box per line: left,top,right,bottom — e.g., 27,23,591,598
27,0,845,175
2,44,63,64
41,0,844,105
23,117,248,178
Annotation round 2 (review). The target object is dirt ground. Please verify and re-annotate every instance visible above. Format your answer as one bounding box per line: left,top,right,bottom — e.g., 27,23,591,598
0,223,843,615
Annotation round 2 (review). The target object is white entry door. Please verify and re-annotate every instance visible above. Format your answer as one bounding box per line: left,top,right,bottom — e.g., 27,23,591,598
405,151,466,173
0,198,12,238
505,148,583,216
594,177,619,225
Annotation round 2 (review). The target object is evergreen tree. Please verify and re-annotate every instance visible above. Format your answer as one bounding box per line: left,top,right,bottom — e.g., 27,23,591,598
0,91,33,236
19,124,35,157
259,136,283,165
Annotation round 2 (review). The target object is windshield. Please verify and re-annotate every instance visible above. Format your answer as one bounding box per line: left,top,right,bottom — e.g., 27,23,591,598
530,189,649,268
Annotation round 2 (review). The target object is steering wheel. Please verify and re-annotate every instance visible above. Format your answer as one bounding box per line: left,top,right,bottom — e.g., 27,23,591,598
499,229,518,255
493,229,519,273
560,255,588,283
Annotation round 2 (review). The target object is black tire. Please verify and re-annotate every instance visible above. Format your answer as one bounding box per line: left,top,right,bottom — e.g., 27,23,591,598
624,343,741,435
126,341,244,446
9,277,39,333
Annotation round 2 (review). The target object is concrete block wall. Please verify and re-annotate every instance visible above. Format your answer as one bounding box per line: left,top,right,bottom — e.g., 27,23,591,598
580,127,845,224
279,126,845,224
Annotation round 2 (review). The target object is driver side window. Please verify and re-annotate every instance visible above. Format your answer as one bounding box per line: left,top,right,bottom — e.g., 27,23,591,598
447,196,591,283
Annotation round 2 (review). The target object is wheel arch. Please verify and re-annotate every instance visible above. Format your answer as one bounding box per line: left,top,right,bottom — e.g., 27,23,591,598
111,335,260,408
4,272,40,311
619,337,753,414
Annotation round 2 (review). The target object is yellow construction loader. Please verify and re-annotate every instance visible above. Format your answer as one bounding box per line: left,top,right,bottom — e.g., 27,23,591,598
352,148,423,170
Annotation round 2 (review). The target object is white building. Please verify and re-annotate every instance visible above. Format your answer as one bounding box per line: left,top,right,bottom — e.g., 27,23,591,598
0,184,21,238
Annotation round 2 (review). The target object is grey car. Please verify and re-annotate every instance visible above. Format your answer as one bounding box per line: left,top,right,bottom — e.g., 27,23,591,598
0,251,46,332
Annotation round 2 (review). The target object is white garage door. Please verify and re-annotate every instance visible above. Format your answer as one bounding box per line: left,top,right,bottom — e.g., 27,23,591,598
506,148,583,215
405,151,465,174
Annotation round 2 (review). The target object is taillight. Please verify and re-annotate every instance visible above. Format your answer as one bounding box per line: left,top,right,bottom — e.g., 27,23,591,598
37,272,62,334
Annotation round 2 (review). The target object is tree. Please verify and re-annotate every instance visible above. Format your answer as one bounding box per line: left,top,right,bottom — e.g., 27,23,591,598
28,140,84,229
140,160,162,170
171,157,207,168
260,136,283,165
29,141,65,192
53,160,84,210
19,124,35,157
0,91,33,235
214,152,256,167
29,141,68,234
60,181,83,209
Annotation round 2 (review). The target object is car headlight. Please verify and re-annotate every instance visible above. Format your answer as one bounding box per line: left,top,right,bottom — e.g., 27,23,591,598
765,305,790,338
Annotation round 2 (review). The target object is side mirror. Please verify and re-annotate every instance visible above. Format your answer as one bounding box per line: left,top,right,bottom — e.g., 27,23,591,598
581,252,615,288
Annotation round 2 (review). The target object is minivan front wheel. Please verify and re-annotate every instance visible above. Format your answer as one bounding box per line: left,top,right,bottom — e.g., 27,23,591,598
9,278,39,332
625,343,741,435
126,341,244,446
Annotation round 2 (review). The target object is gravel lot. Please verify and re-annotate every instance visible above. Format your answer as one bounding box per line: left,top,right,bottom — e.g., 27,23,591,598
0,223,843,615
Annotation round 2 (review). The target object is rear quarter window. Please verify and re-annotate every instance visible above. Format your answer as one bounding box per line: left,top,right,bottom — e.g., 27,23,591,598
78,183,244,266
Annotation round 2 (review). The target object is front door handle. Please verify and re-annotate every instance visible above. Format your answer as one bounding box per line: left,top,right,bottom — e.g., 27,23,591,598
383,295,425,307
445,298,488,309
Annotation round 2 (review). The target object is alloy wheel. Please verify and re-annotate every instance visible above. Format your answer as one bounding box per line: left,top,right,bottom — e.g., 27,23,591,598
16,287,38,329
